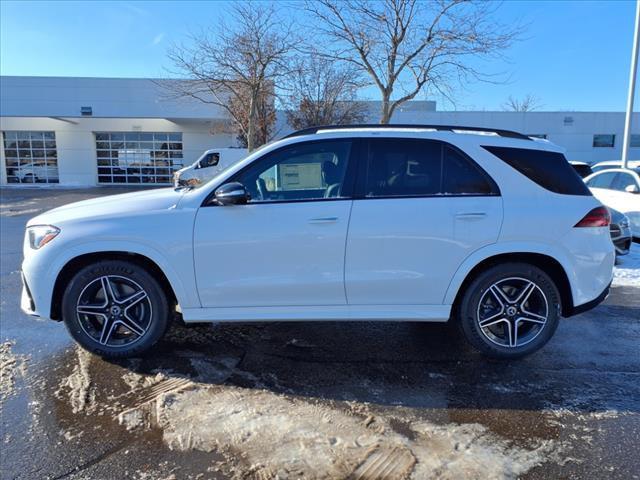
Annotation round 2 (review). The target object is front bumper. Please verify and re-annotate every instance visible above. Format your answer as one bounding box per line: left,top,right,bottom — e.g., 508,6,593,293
20,272,37,316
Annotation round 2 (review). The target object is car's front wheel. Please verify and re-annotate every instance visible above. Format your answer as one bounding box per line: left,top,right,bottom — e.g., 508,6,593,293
62,260,170,358
458,262,561,359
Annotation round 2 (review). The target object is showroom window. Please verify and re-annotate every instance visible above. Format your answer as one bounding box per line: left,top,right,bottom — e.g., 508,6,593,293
2,131,59,184
95,132,183,184
592,134,615,148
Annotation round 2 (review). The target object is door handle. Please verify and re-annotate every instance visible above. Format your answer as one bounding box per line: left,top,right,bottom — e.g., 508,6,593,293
308,216,338,224
455,212,487,220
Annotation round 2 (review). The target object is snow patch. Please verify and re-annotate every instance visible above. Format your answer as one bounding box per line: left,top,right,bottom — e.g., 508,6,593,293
613,247,640,287
55,347,96,414
0,341,27,404
120,385,562,480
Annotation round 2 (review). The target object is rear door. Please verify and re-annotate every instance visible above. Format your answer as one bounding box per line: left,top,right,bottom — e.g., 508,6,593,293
345,138,503,305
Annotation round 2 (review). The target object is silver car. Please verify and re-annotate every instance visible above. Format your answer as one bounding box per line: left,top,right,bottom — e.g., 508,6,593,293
609,207,632,256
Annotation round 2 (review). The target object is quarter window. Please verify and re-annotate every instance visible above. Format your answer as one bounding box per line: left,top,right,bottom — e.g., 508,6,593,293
593,134,615,148
484,146,591,196
95,132,183,184
2,131,59,184
232,140,352,202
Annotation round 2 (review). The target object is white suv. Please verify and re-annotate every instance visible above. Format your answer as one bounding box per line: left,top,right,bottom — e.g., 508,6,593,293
21,125,615,359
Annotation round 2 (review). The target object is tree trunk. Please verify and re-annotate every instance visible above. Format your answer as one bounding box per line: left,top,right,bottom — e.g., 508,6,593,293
380,95,392,124
247,91,258,152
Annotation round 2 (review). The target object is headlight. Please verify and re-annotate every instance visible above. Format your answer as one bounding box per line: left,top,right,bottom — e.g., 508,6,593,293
27,225,60,249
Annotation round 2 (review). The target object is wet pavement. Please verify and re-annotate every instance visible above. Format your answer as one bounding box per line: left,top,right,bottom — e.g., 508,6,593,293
1,187,639,480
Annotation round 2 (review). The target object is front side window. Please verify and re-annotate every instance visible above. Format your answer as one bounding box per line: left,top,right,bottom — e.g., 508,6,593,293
593,134,615,148
200,152,220,168
363,138,496,197
2,131,59,184
586,171,617,189
232,140,352,202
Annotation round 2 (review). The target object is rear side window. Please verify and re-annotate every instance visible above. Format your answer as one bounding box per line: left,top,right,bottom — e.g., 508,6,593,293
363,139,441,197
442,146,496,194
483,146,591,196
362,138,498,197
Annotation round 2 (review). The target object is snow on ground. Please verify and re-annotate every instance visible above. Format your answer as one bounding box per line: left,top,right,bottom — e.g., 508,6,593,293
139,385,561,480
613,245,640,287
0,341,27,406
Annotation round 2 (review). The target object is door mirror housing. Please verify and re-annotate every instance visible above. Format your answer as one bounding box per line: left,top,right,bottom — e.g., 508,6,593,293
214,182,250,205
625,184,639,194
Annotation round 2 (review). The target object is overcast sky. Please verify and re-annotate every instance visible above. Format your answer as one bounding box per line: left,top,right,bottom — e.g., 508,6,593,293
0,0,637,111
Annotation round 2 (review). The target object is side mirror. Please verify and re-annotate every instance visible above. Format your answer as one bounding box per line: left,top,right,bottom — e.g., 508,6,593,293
625,184,639,194
214,182,249,205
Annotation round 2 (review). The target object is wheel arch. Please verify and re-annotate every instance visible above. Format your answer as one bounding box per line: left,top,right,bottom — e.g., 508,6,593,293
50,251,178,321
448,252,574,318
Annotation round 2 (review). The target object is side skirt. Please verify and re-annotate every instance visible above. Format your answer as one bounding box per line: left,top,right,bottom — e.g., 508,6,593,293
181,304,452,323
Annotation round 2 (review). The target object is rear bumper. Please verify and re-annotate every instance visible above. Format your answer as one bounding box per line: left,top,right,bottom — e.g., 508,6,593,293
566,281,611,317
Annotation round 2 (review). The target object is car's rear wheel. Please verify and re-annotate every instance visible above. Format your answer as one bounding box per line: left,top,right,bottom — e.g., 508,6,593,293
458,263,561,359
62,260,170,358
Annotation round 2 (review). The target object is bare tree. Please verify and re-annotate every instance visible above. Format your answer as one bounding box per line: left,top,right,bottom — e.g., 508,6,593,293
162,2,295,150
285,54,369,129
230,83,276,148
502,94,541,112
306,0,519,124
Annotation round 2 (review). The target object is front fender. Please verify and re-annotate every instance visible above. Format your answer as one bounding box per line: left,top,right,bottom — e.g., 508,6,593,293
25,240,200,320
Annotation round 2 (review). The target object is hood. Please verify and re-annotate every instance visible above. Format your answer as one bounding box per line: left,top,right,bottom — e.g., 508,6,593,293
27,187,185,226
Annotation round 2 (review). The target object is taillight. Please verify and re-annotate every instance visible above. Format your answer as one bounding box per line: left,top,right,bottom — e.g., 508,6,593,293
574,206,610,227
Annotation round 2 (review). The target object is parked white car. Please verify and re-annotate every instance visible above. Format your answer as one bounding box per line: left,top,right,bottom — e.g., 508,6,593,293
591,160,640,174
14,163,59,183
584,167,640,239
173,148,247,187
22,125,614,360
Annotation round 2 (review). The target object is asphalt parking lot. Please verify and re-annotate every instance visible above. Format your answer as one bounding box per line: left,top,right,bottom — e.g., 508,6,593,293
1,187,639,480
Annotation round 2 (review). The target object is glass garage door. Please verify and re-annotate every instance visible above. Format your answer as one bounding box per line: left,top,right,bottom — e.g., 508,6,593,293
2,131,59,184
95,132,183,184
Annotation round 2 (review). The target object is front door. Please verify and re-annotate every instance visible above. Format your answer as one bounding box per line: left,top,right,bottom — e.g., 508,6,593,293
193,139,357,308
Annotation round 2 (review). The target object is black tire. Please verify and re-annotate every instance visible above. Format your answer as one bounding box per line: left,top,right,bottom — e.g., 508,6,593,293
62,260,170,358
457,262,561,359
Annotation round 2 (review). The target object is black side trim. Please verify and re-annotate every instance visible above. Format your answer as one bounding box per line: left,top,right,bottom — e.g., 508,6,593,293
565,281,611,317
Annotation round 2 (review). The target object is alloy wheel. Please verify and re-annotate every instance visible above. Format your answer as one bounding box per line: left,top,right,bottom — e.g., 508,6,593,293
476,277,549,348
76,275,152,348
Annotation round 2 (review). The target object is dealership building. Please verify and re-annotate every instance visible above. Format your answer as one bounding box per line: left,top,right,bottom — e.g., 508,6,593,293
1,75,639,187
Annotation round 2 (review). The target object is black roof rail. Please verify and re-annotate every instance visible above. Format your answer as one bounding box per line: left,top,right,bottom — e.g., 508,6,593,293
283,124,532,141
